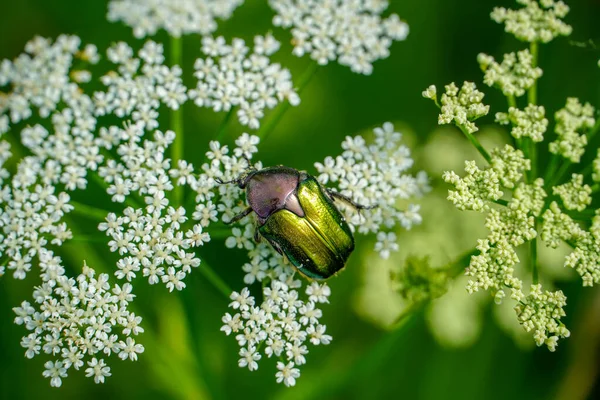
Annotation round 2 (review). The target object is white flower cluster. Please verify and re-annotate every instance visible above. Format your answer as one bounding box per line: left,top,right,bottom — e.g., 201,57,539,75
0,182,74,280
0,35,209,387
222,281,332,387
496,104,547,142
314,122,429,259
0,35,98,123
13,252,144,387
107,0,244,38
434,82,490,134
269,0,408,75
549,98,596,163
0,36,101,280
95,41,187,122
490,0,572,43
189,35,299,129
97,124,210,291
478,50,543,97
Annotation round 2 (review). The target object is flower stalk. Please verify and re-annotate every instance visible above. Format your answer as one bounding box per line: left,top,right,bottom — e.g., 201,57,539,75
256,61,319,142
171,36,185,207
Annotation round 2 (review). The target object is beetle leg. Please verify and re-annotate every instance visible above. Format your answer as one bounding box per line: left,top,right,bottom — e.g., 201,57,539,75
224,207,253,225
266,238,284,256
253,226,262,243
326,189,377,211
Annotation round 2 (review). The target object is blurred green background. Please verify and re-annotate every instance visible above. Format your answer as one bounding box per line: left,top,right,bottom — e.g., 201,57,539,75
1,0,600,399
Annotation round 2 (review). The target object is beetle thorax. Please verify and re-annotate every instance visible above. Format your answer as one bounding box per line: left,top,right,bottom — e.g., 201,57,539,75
245,168,306,223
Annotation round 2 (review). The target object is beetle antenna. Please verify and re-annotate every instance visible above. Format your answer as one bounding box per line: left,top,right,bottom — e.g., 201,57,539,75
214,177,239,185
242,154,256,172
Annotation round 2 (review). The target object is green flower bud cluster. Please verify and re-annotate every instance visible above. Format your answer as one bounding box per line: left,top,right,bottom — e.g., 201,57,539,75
424,0,599,351
490,0,571,43
478,50,543,97
436,82,490,134
390,256,449,305
496,104,547,142
549,98,595,163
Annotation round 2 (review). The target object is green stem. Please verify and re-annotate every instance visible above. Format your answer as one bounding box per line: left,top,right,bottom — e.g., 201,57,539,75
578,162,594,178
548,159,572,189
256,61,319,142
170,36,184,208
214,107,236,143
565,209,597,220
458,125,493,164
529,138,537,183
527,42,539,184
91,162,144,209
492,198,509,207
528,41,539,106
69,200,111,221
390,302,421,329
205,226,236,240
69,235,109,243
197,258,232,299
507,95,517,109
531,222,539,285
544,153,560,183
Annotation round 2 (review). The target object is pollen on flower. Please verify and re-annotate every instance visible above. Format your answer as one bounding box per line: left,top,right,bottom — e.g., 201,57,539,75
189,35,299,129
269,0,408,75
107,0,244,38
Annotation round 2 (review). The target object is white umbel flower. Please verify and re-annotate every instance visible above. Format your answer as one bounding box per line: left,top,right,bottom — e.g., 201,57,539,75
269,0,408,74
107,0,244,38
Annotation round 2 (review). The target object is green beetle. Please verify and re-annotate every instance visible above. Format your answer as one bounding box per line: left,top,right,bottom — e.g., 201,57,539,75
219,165,369,280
